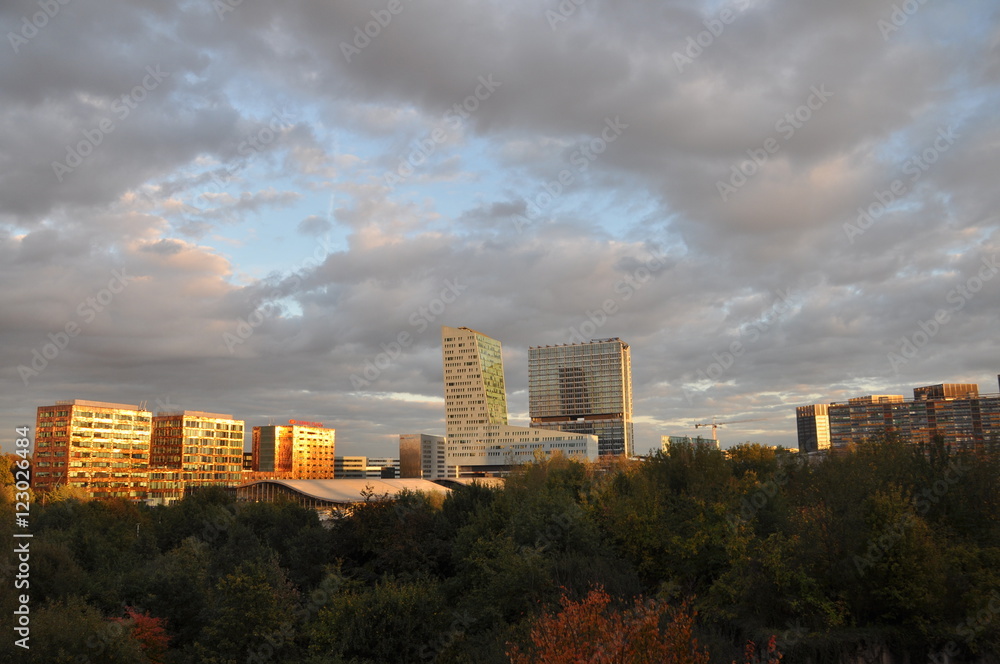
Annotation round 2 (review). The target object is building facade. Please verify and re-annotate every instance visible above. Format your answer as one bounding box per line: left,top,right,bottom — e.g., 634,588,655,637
399,433,447,479
798,379,1000,451
33,400,152,500
148,410,245,503
442,326,598,476
529,338,634,456
368,457,400,478
661,435,719,451
795,404,831,453
333,456,399,479
252,421,336,479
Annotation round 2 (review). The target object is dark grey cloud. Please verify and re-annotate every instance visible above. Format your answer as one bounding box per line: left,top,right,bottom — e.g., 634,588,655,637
1,0,998,455
297,215,333,237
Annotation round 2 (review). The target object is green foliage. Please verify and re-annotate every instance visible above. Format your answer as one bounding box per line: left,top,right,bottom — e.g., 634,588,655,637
0,596,153,664
0,453,24,504
138,537,213,648
193,556,301,664
11,439,1000,663
306,576,449,664
328,488,451,583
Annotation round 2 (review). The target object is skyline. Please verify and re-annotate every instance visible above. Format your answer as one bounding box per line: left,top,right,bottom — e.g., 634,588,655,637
13,338,1000,458
2,1,999,457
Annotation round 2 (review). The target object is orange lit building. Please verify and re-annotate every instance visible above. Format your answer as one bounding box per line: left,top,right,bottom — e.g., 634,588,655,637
148,411,245,504
33,400,152,500
251,420,336,479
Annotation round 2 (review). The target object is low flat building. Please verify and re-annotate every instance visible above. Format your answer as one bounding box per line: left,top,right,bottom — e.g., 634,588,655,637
334,456,400,479
368,456,399,478
235,478,456,514
661,435,719,451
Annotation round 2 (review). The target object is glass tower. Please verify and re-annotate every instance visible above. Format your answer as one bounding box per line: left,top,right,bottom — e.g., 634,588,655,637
528,338,634,457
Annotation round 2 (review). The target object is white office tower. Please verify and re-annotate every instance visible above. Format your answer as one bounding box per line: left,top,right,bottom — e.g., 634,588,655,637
442,326,598,477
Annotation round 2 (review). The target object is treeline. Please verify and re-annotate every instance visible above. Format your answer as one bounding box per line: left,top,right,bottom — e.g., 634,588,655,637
2,437,1000,663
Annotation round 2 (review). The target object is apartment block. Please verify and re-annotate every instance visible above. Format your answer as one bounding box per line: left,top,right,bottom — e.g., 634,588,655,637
798,378,1000,451
252,421,336,479
148,411,245,504
33,400,152,500
529,338,634,457
443,326,598,476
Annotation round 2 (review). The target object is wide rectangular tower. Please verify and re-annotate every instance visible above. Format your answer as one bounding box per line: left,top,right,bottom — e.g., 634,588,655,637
528,337,634,457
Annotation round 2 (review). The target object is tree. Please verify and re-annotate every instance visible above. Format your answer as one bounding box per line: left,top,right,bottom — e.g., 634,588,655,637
307,576,449,664
0,453,25,504
193,556,301,664
115,607,170,664
736,636,784,664
0,596,153,664
136,537,212,648
507,587,711,664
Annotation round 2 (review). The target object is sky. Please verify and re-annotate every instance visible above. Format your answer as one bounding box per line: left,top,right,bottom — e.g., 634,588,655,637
2,0,999,457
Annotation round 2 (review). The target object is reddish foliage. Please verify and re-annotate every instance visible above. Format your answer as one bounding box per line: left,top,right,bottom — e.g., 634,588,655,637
115,607,170,664
507,586,711,664
737,635,783,664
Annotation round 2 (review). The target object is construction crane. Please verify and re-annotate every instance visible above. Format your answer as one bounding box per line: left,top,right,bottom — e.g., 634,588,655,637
691,418,770,441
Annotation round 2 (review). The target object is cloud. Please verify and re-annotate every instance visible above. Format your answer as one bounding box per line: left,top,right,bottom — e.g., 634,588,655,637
297,215,333,237
1,0,998,456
